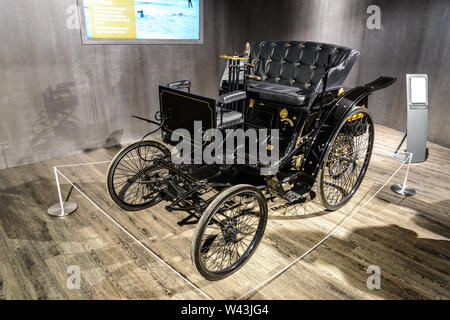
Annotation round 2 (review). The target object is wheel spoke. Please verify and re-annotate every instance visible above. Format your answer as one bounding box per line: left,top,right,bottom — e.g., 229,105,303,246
109,142,170,208
321,112,373,208
197,189,266,277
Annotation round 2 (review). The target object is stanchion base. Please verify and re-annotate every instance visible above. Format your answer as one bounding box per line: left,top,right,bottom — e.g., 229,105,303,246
390,184,416,196
48,202,78,217
389,152,410,162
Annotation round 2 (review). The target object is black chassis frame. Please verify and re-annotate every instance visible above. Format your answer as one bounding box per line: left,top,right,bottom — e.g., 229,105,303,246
138,76,395,215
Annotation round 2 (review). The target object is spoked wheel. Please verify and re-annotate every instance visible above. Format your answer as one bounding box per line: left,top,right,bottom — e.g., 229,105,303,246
191,184,268,281
317,107,374,210
107,140,171,211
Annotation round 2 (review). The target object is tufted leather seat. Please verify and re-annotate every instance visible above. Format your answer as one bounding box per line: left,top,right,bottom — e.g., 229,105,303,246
247,41,359,107
247,80,306,106
220,41,359,107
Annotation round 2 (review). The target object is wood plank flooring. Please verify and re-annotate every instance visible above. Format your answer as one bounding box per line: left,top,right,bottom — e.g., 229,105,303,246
0,124,448,300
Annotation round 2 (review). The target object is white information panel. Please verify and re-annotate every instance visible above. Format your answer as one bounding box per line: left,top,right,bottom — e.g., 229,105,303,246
410,76,427,104
406,74,428,162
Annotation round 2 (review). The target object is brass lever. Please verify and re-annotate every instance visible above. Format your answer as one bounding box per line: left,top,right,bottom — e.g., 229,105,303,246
248,75,261,81
220,55,249,60
245,42,250,56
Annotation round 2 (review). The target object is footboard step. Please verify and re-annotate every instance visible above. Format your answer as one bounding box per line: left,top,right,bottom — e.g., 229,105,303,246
286,190,306,203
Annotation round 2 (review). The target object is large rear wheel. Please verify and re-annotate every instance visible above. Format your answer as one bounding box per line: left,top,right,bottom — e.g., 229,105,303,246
317,107,374,210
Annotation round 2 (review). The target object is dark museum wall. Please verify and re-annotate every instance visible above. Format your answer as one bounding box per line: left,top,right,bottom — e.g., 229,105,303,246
0,0,448,169
0,0,242,169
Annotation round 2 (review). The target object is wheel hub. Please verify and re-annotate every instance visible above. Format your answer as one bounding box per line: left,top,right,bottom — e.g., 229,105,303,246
328,137,354,179
223,225,241,243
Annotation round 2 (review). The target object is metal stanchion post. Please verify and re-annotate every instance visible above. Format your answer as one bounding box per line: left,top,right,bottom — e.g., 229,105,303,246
47,167,78,217
390,152,416,196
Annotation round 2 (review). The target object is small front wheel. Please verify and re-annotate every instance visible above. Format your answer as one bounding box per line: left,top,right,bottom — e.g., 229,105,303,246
191,184,268,281
106,140,171,211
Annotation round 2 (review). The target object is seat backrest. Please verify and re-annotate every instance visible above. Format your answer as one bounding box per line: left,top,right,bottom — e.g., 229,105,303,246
249,41,359,93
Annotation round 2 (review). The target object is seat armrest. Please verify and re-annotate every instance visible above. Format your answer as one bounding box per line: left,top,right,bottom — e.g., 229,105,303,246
167,80,192,91
218,90,247,105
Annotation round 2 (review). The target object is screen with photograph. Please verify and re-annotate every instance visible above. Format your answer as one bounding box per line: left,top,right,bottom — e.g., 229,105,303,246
82,0,201,42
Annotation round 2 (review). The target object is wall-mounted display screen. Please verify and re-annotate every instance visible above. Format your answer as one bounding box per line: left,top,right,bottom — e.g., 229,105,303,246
79,0,203,44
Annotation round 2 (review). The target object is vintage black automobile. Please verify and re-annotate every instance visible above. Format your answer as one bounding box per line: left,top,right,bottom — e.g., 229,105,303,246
106,41,396,280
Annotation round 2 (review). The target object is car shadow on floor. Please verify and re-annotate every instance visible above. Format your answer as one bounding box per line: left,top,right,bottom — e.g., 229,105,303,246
263,223,450,299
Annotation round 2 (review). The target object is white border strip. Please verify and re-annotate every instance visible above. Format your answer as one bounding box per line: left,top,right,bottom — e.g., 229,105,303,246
236,153,412,300
55,168,212,300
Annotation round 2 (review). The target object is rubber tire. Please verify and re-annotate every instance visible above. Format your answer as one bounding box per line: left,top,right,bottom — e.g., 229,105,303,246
191,184,268,281
316,107,374,211
106,140,171,211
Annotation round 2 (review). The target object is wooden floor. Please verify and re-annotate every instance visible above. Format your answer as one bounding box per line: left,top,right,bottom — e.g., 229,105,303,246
0,124,448,300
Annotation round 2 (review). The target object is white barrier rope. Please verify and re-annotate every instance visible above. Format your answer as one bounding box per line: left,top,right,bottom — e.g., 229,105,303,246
237,153,412,300
55,168,212,300
54,156,147,169
55,160,111,168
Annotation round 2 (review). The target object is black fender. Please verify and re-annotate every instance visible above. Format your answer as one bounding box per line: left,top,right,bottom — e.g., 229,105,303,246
296,76,396,191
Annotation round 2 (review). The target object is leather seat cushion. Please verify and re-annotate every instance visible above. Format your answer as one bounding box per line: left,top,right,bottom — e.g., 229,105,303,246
216,107,242,126
247,80,307,106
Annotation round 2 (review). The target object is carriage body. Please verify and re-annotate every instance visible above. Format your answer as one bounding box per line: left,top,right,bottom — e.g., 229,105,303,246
107,41,396,280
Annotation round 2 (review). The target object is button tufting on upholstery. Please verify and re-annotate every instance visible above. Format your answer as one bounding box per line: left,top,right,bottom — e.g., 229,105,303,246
239,41,360,107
